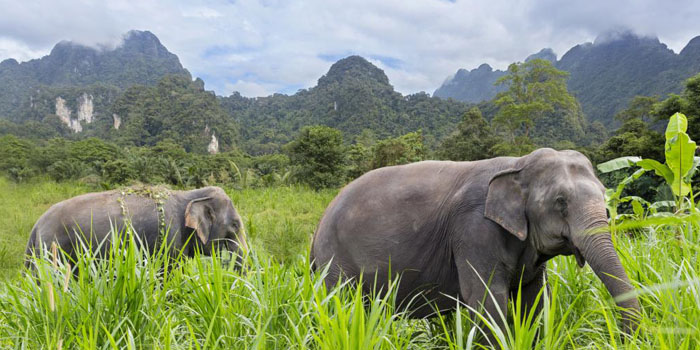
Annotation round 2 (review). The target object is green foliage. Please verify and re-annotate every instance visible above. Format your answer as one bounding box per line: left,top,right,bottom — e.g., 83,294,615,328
0,73,239,155
654,73,700,143
489,136,537,157
109,75,239,153
558,34,687,127
599,112,699,222
222,56,471,154
370,130,425,168
285,125,347,189
47,160,87,182
0,30,189,120
0,134,300,189
344,131,427,179
436,33,700,129
615,95,660,123
596,118,665,163
663,114,697,197
2,179,700,348
492,59,585,153
0,135,36,181
102,159,137,185
436,107,498,161
346,144,373,179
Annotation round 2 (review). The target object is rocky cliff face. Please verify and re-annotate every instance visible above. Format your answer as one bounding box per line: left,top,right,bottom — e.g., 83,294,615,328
53,93,95,132
0,30,190,121
208,133,219,154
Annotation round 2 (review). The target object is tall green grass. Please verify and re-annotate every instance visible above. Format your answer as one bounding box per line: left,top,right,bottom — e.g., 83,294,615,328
1,178,699,349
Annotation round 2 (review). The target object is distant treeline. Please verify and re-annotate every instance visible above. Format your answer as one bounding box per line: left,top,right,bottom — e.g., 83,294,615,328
2,60,700,193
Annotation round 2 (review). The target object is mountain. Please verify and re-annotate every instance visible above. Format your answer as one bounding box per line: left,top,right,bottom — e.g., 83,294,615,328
435,31,700,126
221,55,473,154
0,31,235,153
0,30,190,130
433,64,507,103
556,31,682,126
525,48,557,63
431,48,558,104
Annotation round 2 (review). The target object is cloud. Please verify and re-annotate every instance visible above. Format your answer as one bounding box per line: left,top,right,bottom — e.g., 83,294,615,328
223,80,278,97
0,37,48,62
182,7,224,19
2,0,700,97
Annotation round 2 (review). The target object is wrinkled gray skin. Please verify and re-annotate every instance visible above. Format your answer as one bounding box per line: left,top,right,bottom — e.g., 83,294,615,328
25,186,247,266
311,148,640,335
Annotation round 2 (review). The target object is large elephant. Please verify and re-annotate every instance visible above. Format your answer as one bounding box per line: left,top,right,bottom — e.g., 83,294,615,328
25,186,247,266
311,148,640,334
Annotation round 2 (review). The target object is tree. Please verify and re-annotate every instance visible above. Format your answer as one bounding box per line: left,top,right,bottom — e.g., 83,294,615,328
594,94,665,164
596,119,664,163
371,131,425,168
615,95,659,123
346,144,372,180
492,59,582,154
285,126,346,189
0,135,36,181
435,107,498,161
110,75,239,153
654,73,700,141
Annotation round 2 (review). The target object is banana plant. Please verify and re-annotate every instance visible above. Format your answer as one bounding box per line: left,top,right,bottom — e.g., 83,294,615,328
598,113,699,221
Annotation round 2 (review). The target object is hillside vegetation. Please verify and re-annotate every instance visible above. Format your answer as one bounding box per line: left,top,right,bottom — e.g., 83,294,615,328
221,56,472,154
0,30,189,122
436,31,700,127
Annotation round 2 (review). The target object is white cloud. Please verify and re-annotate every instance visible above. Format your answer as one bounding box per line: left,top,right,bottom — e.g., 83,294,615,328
1,0,700,96
182,7,224,19
223,80,278,97
0,37,49,62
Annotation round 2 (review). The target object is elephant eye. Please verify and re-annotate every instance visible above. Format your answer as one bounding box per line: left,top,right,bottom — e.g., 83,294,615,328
555,196,568,216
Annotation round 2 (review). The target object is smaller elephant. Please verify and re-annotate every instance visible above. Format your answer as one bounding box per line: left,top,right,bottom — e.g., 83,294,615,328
25,186,247,266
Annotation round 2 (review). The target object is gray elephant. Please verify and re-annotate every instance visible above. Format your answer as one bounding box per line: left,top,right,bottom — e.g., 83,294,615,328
25,186,247,266
311,148,640,335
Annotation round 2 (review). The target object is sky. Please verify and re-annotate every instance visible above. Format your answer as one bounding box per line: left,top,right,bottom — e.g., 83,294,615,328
1,0,700,97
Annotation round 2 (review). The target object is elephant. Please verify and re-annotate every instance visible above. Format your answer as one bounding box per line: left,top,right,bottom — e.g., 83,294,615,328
311,148,640,336
25,186,247,267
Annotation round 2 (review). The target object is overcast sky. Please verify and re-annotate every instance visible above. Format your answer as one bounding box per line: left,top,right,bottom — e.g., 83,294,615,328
2,0,700,97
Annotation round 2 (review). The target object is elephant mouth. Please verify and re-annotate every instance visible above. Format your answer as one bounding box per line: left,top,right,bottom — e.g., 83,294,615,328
570,243,586,267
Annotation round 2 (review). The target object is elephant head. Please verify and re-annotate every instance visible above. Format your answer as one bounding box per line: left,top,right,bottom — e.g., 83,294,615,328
485,148,640,334
184,187,248,259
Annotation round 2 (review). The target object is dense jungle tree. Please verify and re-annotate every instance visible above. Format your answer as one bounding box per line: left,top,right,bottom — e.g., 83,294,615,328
109,75,239,153
435,107,498,161
655,73,700,141
492,59,585,155
285,125,347,189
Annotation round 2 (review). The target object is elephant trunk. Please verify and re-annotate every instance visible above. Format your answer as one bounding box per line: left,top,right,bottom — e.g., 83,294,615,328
572,205,641,334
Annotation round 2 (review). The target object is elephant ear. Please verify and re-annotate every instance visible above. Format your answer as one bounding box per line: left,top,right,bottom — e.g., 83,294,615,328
484,168,528,241
185,197,214,245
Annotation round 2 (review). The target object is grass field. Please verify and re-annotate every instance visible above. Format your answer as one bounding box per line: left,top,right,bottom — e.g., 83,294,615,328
0,177,698,349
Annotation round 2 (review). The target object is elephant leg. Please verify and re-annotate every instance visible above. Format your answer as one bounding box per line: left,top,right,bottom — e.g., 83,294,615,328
513,265,548,319
454,256,510,347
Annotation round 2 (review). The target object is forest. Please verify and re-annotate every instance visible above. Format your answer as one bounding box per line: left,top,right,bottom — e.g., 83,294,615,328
1,57,697,193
